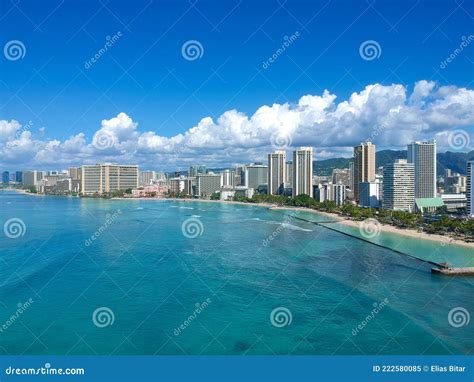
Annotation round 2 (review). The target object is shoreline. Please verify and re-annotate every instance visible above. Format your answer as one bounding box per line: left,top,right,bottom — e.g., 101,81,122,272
268,206,474,250
111,196,474,250
0,188,45,197
4,190,473,249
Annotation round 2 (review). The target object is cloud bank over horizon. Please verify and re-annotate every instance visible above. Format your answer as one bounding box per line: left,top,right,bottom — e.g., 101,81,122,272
1,80,473,171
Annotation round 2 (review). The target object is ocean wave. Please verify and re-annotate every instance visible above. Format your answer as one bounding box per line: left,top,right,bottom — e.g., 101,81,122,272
248,217,312,232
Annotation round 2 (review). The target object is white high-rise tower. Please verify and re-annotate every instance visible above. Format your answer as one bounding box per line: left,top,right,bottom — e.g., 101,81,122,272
268,150,286,195
407,140,437,198
292,147,313,197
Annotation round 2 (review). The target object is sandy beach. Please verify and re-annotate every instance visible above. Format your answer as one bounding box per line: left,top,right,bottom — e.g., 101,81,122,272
268,206,474,250
109,196,474,250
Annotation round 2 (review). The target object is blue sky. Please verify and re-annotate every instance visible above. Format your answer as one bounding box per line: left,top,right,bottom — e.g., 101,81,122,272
0,0,473,170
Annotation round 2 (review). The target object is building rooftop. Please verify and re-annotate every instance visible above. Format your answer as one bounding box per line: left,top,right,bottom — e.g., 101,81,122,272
415,198,444,208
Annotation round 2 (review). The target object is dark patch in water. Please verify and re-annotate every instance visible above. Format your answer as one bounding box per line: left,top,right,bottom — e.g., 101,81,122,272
233,341,252,352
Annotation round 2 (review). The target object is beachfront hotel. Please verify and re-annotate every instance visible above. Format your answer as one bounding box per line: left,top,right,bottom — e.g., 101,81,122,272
81,164,139,195
293,147,313,197
467,160,474,217
195,173,221,197
268,150,286,195
407,140,437,198
353,142,376,202
245,164,268,190
382,159,415,211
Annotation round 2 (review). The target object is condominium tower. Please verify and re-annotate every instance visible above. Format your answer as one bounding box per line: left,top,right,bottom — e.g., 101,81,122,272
382,160,415,211
407,140,437,198
81,164,139,195
353,142,376,202
293,147,313,197
245,164,268,189
467,161,474,217
268,150,286,195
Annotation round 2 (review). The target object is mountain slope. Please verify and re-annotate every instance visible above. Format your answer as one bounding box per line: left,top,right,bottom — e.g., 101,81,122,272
314,150,473,176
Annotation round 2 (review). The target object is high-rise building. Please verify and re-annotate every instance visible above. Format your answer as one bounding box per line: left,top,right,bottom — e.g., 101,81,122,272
81,164,139,195
332,184,346,206
293,147,313,197
407,140,437,198
285,162,293,188
68,167,81,180
234,165,246,186
382,160,414,211
332,168,350,186
2,171,9,185
196,174,221,197
21,171,43,187
139,171,157,186
467,161,474,217
15,171,23,184
189,165,207,177
268,150,286,195
359,181,382,208
221,169,235,188
353,142,376,202
245,164,268,189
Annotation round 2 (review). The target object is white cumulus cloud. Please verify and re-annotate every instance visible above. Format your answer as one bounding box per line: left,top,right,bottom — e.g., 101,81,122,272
1,81,473,170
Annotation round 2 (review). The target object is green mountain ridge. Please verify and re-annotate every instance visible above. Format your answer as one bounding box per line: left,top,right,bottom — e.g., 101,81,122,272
314,150,474,176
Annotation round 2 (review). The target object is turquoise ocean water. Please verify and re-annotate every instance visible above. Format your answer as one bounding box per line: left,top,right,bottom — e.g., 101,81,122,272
0,190,472,355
